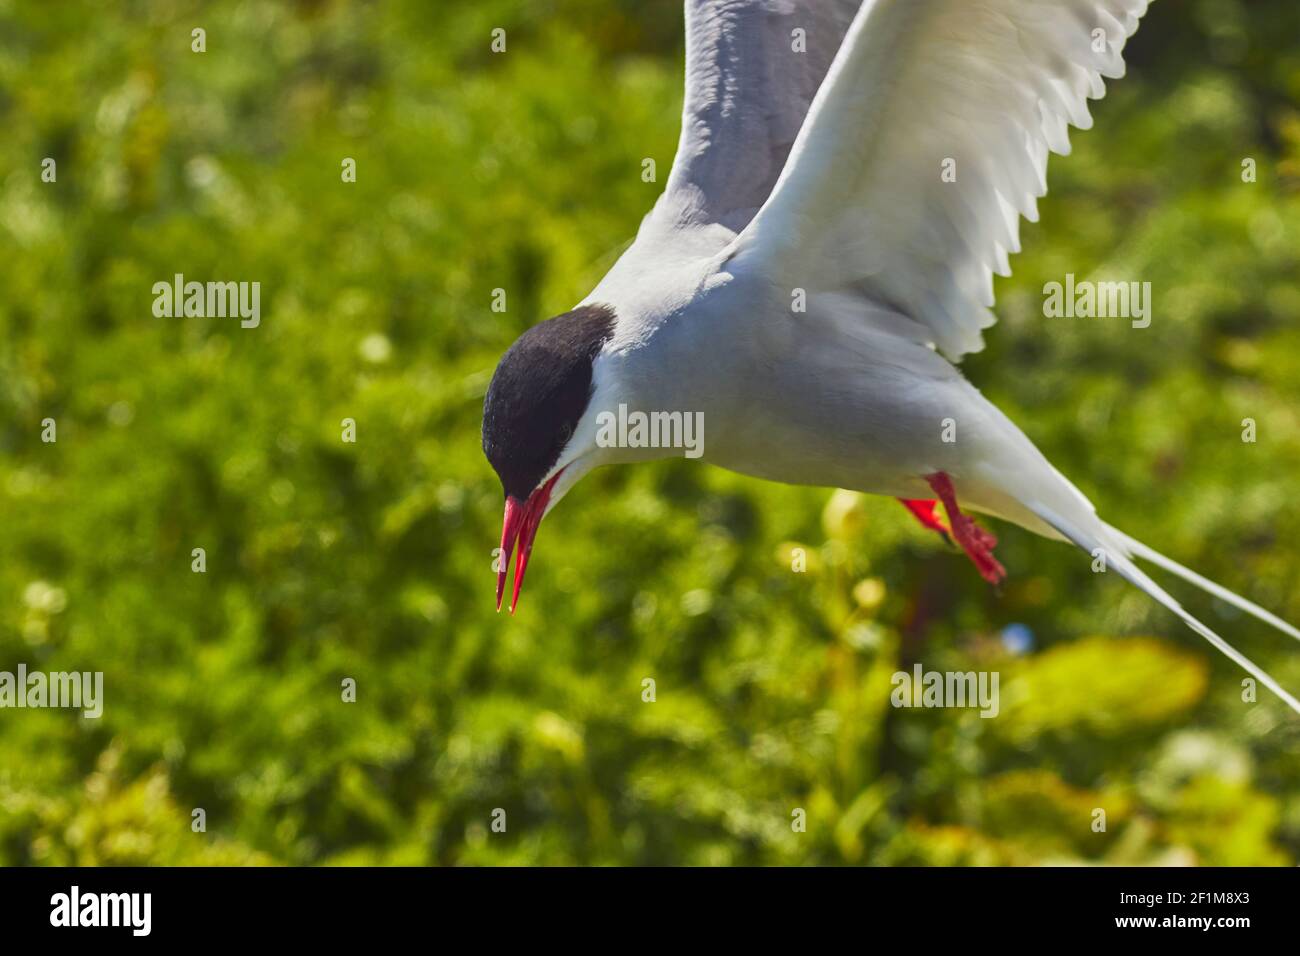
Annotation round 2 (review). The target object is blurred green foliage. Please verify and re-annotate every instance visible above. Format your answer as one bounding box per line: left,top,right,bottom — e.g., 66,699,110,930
1,0,1299,866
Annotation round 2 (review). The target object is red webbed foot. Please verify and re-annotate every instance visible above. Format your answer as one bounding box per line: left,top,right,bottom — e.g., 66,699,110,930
924,472,1007,587
898,497,952,547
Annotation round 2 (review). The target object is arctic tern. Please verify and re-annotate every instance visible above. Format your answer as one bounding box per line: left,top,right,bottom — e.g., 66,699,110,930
482,0,1300,713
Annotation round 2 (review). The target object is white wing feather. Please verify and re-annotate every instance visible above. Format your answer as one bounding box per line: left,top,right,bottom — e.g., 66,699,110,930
730,0,1153,360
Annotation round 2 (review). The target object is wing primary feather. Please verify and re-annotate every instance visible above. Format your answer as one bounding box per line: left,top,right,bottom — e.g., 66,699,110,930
730,0,1156,360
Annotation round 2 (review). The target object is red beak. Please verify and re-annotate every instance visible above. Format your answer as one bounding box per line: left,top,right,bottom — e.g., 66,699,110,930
496,470,562,614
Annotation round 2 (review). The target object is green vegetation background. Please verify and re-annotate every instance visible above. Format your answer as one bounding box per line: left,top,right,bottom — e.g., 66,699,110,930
2,0,1299,866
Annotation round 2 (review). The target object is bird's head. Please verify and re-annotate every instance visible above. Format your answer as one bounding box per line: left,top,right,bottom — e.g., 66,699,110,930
482,303,617,613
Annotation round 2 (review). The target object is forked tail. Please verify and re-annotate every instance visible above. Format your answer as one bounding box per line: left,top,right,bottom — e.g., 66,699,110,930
1029,504,1300,716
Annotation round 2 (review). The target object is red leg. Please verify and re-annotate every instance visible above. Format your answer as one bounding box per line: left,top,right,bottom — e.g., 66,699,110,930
925,472,1006,586
898,498,951,545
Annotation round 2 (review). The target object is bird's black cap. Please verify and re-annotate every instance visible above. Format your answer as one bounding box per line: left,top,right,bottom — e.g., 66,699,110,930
482,304,617,500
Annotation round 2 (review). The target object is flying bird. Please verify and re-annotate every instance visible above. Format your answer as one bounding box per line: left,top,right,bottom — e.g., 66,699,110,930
482,0,1300,713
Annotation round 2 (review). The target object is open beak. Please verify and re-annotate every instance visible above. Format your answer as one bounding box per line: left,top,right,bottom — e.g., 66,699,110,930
496,470,563,614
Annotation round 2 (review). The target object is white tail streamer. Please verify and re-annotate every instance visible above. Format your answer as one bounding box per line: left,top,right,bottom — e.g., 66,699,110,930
1028,504,1300,716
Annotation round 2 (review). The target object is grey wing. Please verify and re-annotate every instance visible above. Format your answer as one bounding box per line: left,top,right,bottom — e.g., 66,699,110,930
728,0,1153,360
655,0,862,234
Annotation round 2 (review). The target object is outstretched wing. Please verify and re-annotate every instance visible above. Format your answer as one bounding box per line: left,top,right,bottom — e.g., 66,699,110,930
653,0,862,235
730,0,1153,360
